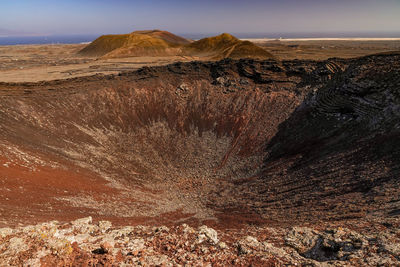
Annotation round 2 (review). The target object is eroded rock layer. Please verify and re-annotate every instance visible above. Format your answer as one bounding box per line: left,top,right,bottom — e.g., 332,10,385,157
229,54,400,224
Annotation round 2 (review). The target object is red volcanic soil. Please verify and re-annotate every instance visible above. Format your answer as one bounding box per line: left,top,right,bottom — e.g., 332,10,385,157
0,155,116,225
0,55,399,231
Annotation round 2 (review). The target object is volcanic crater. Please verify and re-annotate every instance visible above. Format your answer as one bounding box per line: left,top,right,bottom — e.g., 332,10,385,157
0,54,399,230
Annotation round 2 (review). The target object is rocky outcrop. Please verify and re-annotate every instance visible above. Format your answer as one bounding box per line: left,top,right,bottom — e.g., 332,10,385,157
1,218,399,266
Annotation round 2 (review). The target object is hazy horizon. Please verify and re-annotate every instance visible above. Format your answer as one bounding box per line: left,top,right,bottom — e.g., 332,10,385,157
1,0,399,37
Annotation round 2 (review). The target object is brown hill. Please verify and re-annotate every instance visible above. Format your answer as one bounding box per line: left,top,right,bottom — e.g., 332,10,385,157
183,33,274,60
226,40,274,59
79,34,130,56
184,33,239,53
79,30,190,58
102,34,182,58
80,31,274,60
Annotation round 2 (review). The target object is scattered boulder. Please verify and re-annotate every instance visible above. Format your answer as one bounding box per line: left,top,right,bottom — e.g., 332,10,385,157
218,242,227,249
100,241,114,253
243,236,259,247
72,216,92,226
0,227,13,238
182,224,195,235
215,76,226,85
197,225,219,245
8,237,29,254
236,236,260,255
71,217,97,234
285,227,367,262
285,227,319,255
237,243,249,255
126,238,145,252
98,220,112,232
109,226,134,239
154,226,170,233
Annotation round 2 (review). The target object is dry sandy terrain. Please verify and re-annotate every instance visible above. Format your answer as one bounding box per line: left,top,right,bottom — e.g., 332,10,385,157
1,40,399,82
255,39,400,60
0,44,196,82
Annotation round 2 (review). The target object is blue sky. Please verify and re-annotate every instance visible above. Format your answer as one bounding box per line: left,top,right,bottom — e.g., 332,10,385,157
1,0,399,36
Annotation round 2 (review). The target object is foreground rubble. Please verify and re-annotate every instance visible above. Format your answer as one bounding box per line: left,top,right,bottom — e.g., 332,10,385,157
0,217,399,266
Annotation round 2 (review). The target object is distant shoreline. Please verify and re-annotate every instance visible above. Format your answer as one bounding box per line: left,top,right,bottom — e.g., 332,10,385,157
241,37,400,42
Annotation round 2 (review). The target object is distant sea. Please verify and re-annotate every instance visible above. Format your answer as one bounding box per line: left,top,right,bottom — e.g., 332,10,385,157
0,32,399,45
0,35,99,45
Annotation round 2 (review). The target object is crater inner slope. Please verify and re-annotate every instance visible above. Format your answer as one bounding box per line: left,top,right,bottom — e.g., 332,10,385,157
1,55,398,228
